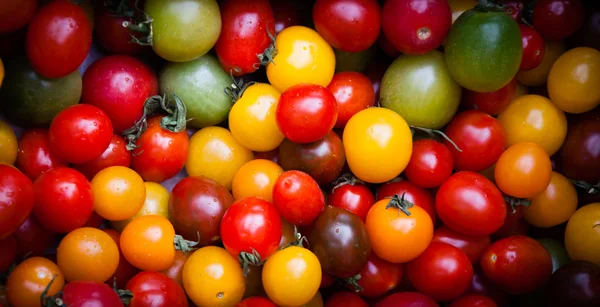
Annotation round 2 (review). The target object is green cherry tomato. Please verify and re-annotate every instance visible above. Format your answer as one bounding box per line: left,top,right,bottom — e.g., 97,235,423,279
537,238,570,273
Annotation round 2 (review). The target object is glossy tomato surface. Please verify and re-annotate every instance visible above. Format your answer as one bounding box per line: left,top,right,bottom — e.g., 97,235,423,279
533,0,585,40
329,181,374,222
404,139,454,188
0,165,34,240
126,271,189,307
327,72,375,128
272,170,325,226
432,226,491,265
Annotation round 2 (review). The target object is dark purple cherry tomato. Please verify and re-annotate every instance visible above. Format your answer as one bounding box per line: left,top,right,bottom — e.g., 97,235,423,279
376,180,437,224
0,165,35,239
377,292,440,307
328,72,375,128
533,0,585,40
272,170,325,226
432,226,491,265
568,3,600,50
74,135,132,181
325,292,369,307
404,139,454,189
354,252,404,298
16,129,68,181
462,78,517,116
519,24,546,70
545,261,600,307
126,271,189,307
329,180,375,222
13,215,57,258
59,281,124,307
558,112,600,183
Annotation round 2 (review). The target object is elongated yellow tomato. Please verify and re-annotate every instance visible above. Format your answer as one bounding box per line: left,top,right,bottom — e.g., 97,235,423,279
565,203,600,266
517,40,566,86
262,246,322,307
111,182,170,231
0,119,17,165
232,159,283,202
524,172,577,228
498,95,567,156
91,166,146,221
267,26,335,93
186,127,254,190
183,246,245,307
343,107,412,183
229,83,285,152
548,47,600,114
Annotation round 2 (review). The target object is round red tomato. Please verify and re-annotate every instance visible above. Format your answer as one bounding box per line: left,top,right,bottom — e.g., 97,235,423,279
376,180,436,224
404,139,454,189
313,0,381,52
0,165,34,239
0,0,37,33
74,135,132,180
407,242,474,302
94,2,146,55
444,110,506,172
82,55,158,132
449,294,498,307
354,252,404,298
276,84,338,144
0,236,16,272
519,25,545,70
382,0,452,54
329,180,375,222
377,292,440,307
533,0,584,40
462,78,517,116
49,104,113,164
59,281,124,307
13,215,57,258
16,129,68,180
432,226,491,265
126,271,188,307
326,292,368,307
327,72,375,128
33,167,93,233
25,0,92,78
480,235,553,294
237,297,277,307
272,170,325,226
436,171,506,236
216,0,275,76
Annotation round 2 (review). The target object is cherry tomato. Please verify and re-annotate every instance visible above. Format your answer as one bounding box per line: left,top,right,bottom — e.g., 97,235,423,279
405,139,454,188
120,215,177,271
49,104,113,164
102,229,139,290
558,110,600,183
533,0,584,40
329,180,375,222
0,0,38,33
468,268,509,306
267,26,335,92
517,40,566,87
377,292,440,307
545,260,600,307
0,165,34,239
91,166,146,221
271,0,301,34
444,110,506,172
354,253,404,298
272,170,325,226
523,172,578,228
519,25,545,71
26,0,91,78
492,205,529,241
376,180,437,224
382,0,452,54
498,94,567,156
262,246,322,306
183,246,246,307
326,72,375,128
161,250,190,287
449,294,498,307
232,159,283,203
462,78,517,116
216,0,275,76
325,292,368,307
432,226,491,265
494,142,552,198
0,119,17,165
74,134,132,180
126,271,188,307
33,167,93,233
6,257,64,307
436,171,506,236
16,129,68,180
59,281,124,307
343,108,413,183
0,236,16,272
111,181,170,232
237,297,278,307
57,227,119,282
94,2,145,55
13,215,57,258
82,55,158,132
565,203,600,266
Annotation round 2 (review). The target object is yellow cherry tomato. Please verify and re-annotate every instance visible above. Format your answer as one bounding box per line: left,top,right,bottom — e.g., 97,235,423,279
524,172,578,228
111,182,170,231
548,47,600,114
232,159,283,202
7,257,64,307
343,107,412,184
498,95,567,156
229,83,285,152
120,215,176,271
262,246,322,307
186,126,254,190
183,246,245,307
57,227,119,282
565,203,600,266
267,26,335,93
517,40,566,86
91,166,146,221
448,0,476,23
0,119,17,165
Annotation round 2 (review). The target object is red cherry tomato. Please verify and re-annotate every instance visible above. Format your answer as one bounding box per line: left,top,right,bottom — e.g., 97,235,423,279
404,139,454,189
381,0,452,54
376,180,436,224
271,0,301,34
33,167,93,233
82,55,158,132
449,294,498,307
444,110,506,172
329,181,375,222
462,78,517,116
519,25,545,70
272,170,325,226
13,215,57,258
0,165,34,239
216,0,275,76
0,0,38,33
533,0,585,40
94,3,146,55
313,0,381,52
491,205,530,241
480,235,553,294
503,1,525,21
16,129,68,181
103,229,139,290
326,292,368,307
354,252,404,298
126,271,189,307
0,236,16,272
60,281,124,307
221,197,282,261
327,72,375,128
237,297,277,307
74,135,132,181
377,292,440,307
49,104,114,164
276,84,338,144
25,0,92,78
432,226,491,265
436,171,506,236
407,242,474,302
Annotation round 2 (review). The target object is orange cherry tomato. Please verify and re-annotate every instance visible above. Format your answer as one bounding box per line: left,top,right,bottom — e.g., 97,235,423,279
91,166,146,221
120,215,177,271
523,172,578,228
7,257,64,307
494,142,552,198
232,159,283,202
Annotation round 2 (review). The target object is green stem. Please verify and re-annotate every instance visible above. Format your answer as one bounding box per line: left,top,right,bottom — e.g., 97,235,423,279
385,193,414,216
346,274,364,293
571,180,600,195
504,196,531,213
238,248,264,277
256,25,278,67
224,72,255,103
331,173,364,193
280,225,309,250
173,232,200,253
475,0,507,12
410,126,462,152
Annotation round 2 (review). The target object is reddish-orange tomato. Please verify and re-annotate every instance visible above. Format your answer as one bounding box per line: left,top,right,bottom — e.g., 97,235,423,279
494,142,552,198
7,257,65,307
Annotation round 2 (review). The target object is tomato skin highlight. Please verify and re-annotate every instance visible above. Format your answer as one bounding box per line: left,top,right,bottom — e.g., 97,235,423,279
328,72,376,128
272,170,325,226
126,271,189,307
16,129,68,181
404,139,454,189
329,183,375,222
354,253,404,298
494,142,553,198
519,25,546,70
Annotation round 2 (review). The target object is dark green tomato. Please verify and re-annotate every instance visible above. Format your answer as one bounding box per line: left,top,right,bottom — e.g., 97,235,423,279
309,206,371,279
159,54,232,129
445,9,522,92
278,131,346,186
380,50,461,129
334,45,377,73
537,238,570,273
0,56,81,127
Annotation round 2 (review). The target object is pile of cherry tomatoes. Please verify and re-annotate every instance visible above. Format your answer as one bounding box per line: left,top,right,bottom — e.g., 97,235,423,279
0,0,599,306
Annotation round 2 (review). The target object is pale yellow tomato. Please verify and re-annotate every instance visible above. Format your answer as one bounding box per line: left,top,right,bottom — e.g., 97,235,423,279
186,126,254,190
111,182,170,231
229,83,285,152
267,26,335,93
0,119,17,165
232,159,283,202
91,166,146,221
517,40,566,86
